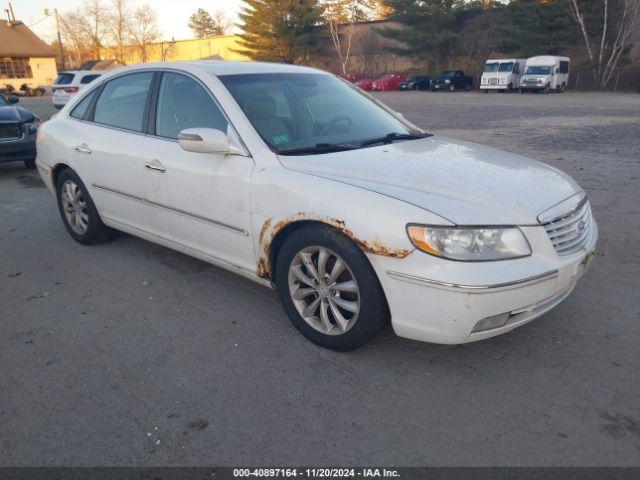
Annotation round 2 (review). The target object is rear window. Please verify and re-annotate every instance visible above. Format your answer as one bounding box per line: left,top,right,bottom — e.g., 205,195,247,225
80,74,101,84
55,73,75,85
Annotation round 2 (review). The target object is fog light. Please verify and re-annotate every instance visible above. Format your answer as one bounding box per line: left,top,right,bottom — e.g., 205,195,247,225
471,313,510,333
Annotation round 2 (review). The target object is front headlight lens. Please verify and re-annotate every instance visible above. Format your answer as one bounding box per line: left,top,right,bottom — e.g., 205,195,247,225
25,117,42,134
407,225,531,261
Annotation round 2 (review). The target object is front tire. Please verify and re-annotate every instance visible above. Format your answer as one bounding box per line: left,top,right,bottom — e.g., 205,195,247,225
55,168,113,244
449,84,455,92
274,224,388,351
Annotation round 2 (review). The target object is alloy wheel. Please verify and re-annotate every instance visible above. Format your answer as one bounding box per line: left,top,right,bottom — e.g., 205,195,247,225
288,246,361,336
60,179,89,235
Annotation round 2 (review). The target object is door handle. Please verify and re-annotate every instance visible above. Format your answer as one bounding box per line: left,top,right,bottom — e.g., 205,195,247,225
74,145,91,154
145,161,166,173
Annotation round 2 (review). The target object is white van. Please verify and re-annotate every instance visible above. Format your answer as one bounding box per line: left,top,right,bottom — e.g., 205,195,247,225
520,56,570,93
480,59,526,92
52,71,103,109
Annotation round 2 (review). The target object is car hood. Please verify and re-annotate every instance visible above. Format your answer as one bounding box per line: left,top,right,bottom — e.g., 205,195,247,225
278,136,582,225
0,106,34,123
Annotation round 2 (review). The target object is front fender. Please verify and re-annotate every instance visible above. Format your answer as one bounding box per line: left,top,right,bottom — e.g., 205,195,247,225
250,166,453,279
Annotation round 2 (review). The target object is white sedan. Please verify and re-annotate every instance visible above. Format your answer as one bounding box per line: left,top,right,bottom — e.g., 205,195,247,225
35,62,597,350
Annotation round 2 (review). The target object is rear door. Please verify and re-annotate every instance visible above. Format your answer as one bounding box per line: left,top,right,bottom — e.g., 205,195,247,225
140,70,255,272
68,70,156,231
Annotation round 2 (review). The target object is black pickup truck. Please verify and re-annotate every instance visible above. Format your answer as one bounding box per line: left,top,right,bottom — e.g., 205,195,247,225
429,71,473,92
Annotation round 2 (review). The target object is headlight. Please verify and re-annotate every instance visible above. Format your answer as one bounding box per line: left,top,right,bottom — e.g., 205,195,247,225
445,79,451,84
407,225,531,261
25,117,42,134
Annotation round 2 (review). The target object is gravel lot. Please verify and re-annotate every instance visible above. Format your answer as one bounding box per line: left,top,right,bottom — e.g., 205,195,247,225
1,93,639,466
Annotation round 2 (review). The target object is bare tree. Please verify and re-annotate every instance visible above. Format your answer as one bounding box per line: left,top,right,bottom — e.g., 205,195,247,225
109,0,131,62
324,0,359,75
59,12,91,67
129,6,160,62
77,0,109,60
211,9,231,35
569,0,640,88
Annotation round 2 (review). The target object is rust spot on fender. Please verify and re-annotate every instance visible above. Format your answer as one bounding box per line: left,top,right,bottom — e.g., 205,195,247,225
256,213,412,279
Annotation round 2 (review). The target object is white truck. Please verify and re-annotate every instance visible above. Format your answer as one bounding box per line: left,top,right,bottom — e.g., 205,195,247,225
520,56,570,93
480,59,526,92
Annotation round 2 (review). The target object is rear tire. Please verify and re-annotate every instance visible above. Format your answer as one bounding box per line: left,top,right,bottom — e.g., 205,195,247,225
55,168,113,245
274,224,388,351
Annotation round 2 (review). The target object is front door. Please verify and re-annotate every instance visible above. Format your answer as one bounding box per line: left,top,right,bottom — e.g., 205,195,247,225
141,71,255,273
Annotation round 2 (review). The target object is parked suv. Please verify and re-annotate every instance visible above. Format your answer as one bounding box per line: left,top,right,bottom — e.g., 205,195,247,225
430,71,473,92
52,71,103,109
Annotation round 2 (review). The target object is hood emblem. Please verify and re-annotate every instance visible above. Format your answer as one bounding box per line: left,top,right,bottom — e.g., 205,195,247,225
577,219,586,233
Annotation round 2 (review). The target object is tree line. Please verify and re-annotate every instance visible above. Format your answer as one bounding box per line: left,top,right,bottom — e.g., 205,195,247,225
235,0,640,89
56,1,231,67
58,0,160,66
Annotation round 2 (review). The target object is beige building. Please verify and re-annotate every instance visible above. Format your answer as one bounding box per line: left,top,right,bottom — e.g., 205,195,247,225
0,20,57,89
101,34,250,65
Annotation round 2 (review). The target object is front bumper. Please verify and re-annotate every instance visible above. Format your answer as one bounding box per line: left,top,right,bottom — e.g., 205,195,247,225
371,222,598,344
0,134,36,163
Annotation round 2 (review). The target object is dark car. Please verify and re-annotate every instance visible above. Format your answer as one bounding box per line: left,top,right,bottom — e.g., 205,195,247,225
399,75,431,90
0,94,40,169
430,71,473,92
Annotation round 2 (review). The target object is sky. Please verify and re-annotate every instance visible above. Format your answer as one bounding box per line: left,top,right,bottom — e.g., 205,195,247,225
9,0,244,43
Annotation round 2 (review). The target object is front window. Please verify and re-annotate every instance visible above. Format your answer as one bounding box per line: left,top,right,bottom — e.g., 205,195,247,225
483,63,499,73
525,66,552,75
155,72,228,139
219,73,421,154
0,95,9,106
498,62,514,73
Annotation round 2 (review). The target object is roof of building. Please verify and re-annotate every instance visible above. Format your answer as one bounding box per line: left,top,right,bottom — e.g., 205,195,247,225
0,20,56,58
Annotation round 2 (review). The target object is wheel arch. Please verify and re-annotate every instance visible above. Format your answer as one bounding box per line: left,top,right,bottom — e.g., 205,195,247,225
267,218,392,323
51,163,77,192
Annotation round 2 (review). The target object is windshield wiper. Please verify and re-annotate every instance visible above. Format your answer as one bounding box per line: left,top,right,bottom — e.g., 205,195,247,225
359,132,431,147
277,143,357,155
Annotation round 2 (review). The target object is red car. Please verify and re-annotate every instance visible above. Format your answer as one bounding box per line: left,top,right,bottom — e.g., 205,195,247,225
354,79,374,91
372,73,407,91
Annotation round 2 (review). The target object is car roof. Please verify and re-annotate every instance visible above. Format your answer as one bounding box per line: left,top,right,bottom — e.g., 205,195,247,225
102,61,329,77
59,70,103,75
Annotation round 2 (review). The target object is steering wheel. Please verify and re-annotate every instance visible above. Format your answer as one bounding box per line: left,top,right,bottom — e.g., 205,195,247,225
319,115,353,137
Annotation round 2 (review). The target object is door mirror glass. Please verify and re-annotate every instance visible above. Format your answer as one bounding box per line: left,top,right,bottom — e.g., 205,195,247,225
8,95,19,104
178,128,229,154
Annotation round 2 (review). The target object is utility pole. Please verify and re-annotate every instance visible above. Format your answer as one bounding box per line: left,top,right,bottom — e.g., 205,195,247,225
45,8,66,70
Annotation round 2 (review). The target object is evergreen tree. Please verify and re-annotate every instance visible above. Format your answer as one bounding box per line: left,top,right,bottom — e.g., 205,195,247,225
188,8,217,38
377,0,467,70
235,0,325,64
498,0,578,57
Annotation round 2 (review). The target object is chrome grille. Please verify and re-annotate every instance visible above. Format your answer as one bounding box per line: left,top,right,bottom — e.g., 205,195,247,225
543,198,593,255
489,78,498,85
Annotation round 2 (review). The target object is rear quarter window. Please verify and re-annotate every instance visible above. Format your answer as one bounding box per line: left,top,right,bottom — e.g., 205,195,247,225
55,73,75,85
80,74,101,84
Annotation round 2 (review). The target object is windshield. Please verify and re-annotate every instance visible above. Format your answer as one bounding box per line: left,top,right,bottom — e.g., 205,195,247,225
525,66,552,75
483,63,499,73
498,62,514,72
219,73,420,154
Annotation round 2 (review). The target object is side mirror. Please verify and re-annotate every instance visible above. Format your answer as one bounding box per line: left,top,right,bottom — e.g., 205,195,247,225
178,128,229,154
8,95,19,104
